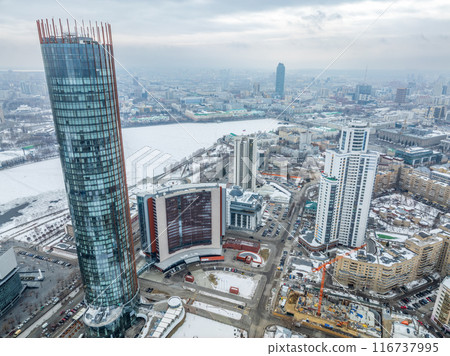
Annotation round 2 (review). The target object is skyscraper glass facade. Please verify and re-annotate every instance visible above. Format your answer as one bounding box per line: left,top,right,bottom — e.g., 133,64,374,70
37,20,138,337
166,191,212,253
275,63,285,99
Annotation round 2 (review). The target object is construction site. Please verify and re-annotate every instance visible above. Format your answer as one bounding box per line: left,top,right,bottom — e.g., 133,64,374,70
277,288,381,338
273,243,383,338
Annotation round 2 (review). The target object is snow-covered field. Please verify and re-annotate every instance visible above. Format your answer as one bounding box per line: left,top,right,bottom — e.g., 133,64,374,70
171,313,246,338
192,301,242,320
208,271,258,299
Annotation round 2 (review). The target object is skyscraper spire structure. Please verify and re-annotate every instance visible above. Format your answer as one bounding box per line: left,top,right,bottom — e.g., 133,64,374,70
37,19,139,337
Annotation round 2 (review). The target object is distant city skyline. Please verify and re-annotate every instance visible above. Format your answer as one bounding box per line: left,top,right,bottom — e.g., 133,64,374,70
1,1,450,72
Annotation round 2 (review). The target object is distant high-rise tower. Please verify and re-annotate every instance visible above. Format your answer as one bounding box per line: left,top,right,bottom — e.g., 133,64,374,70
275,63,285,99
314,122,378,247
395,88,408,104
355,84,372,104
37,20,138,337
233,136,257,191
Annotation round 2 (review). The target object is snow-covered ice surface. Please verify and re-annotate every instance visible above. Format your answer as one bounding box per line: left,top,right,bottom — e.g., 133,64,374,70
121,119,278,162
192,301,242,320
171,313,246,338
0,159,65,205
208,271,258,299
0,190,68,233
0,149,24,162
0,119,279,206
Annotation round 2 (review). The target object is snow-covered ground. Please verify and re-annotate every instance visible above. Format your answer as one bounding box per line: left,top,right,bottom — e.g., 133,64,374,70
391,320,433,338
289,257,322,284
404,278,428,290
0,149,24,162
171,313,246,338
197,291,246,306
371,193,442,236
375,231,410,242
208,271,258,299
0,190,68,233
192,301,242,320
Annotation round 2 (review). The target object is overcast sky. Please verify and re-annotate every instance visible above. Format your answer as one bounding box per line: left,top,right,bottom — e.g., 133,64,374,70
1,0,450,72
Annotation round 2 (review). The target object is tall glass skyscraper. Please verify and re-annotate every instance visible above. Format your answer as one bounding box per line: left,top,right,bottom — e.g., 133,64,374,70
275,62,285,99
37,19,139,337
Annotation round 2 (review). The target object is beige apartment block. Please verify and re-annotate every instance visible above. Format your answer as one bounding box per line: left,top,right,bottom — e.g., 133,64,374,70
333,239,418,294
437,224,450,277
399,167,450,208
431,277,450,332
405,231,443,279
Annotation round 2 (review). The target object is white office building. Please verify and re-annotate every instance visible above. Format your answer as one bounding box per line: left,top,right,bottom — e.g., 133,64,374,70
233,136,258,191
314,122,378,247
226,186,263,231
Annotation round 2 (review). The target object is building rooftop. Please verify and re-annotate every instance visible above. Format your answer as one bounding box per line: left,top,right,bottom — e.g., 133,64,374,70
0,248,18,280
338,239,417,267
154,247,222,271
83,305,123,328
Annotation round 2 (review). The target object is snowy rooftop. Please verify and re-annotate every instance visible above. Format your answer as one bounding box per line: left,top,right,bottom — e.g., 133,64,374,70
155,247,222,271
84,305,123,328
409,232,442,247
337,239,417,267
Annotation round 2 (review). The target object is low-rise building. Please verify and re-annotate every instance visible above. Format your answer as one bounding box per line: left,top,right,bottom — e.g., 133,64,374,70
394,147,442,167
436,224,450,277
405,232,443,279
373,156,403,196
399,167,450,208
0,248,25,317
377,128,446,148
226,186,262,231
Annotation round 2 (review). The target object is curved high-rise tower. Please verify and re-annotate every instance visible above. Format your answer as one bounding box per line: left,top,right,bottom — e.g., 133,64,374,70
37,19,139,337
275,63,285,99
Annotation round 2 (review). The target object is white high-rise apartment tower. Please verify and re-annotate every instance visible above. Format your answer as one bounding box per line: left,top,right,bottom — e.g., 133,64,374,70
233,136,257,191
314,122,378,247
431,277,450,332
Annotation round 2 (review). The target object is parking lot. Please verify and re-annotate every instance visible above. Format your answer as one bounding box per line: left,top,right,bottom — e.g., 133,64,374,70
258,202,292,241
395,285,448,337
398,285,437,312
0,248,80,337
